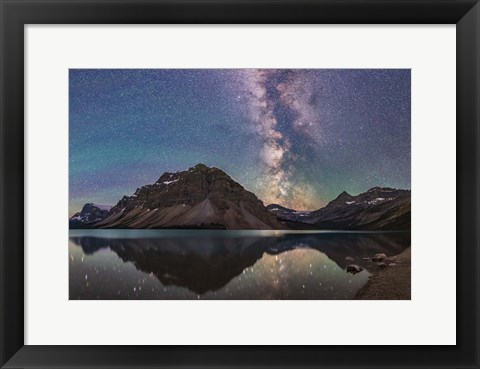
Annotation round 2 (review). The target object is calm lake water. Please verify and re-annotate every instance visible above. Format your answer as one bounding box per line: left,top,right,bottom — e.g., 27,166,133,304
69,230,411,300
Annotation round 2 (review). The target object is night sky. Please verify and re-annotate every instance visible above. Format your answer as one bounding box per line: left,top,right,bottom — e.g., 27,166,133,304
69,69,410,216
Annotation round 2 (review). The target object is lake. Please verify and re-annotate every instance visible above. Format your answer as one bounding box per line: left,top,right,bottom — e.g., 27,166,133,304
69,229,411,300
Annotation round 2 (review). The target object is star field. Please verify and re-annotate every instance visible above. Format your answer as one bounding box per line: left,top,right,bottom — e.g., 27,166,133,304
69,69,410,215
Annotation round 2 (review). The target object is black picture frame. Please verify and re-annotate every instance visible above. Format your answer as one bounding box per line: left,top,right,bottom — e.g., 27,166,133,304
1,1,479,368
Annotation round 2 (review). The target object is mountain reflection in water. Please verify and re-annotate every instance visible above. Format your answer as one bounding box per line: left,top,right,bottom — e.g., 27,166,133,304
69,230,411,300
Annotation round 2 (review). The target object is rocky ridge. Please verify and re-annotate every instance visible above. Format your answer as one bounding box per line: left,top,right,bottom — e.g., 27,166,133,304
95,164,281,229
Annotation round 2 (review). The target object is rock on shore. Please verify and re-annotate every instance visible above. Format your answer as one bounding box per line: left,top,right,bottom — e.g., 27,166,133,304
355,247,411,300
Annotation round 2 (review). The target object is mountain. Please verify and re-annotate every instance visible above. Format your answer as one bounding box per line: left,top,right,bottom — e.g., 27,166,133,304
70,166,410,231
69,203,112,229
305,187,411,230
95,164,282,230
267,187,410,231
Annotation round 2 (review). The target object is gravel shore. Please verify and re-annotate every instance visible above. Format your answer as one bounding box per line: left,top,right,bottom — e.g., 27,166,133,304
355,247,411,300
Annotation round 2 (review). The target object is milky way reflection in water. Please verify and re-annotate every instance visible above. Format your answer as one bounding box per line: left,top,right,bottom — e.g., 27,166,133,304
69,230,411,300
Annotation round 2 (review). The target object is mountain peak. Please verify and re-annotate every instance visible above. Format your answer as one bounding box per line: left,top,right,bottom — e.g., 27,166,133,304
189,163,225,175
336,191,352,199
330,191,353,203
70,203,111,228
81,203,111,212
323,191,354,209
192,163,209,171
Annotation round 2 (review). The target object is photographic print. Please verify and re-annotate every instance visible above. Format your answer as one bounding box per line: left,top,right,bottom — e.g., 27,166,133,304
69,69,411,300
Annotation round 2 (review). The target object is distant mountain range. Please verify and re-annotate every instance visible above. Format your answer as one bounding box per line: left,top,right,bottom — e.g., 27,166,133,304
70,164,410,230
268,187,411,231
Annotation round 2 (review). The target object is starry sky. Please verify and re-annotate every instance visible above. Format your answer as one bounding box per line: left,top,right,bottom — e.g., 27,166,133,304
69,69,410,216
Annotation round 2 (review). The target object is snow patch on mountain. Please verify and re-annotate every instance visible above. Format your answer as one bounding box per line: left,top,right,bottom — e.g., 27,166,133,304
163,179,179,185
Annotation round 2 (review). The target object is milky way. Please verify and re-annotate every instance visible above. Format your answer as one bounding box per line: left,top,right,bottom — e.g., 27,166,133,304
69,69,410,215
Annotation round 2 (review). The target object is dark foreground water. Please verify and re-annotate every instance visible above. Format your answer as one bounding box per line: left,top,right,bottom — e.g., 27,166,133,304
69,230,411,300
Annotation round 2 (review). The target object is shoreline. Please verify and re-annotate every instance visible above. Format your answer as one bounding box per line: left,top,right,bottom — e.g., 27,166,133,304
355,247,411,300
